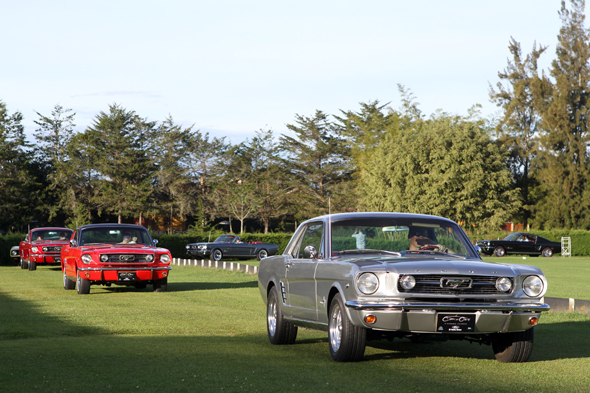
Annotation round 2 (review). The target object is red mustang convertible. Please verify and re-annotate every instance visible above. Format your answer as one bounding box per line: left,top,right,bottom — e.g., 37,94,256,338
19,227,73,270
61,223,172,294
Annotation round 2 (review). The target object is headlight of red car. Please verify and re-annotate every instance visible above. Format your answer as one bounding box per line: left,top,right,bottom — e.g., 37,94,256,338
81,254,93,264
32,246,39,253
160,254,171,264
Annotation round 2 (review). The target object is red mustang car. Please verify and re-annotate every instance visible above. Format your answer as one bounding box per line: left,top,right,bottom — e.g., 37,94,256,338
19,227,73,270
61,223,172,294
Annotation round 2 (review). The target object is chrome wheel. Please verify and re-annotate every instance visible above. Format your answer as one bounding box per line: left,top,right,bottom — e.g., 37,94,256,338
267,291,277,337
542,247,553,257
329,301,343,352
211,249,222,262
494,247,505,257
257,249,268,261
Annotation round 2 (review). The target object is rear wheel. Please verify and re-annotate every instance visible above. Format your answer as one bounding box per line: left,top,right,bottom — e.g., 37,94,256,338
257,249,268,261
328,293,366,362
77,271,90,294
28,261,37,271
492,328,534,363
153,277,167,292
541,247,553,257
267,286,297,345
493,246,505,257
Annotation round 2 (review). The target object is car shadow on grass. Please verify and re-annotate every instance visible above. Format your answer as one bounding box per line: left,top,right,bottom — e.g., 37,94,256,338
360,315,590,362
169,281,258,292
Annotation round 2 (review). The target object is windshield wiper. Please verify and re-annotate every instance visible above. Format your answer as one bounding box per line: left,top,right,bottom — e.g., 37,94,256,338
405,250,468,259
334,249,402,257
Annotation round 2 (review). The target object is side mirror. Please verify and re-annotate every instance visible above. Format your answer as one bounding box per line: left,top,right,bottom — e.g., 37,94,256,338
70,239,78,248
153,239,159,246
474,245,482,254
303,245,317,259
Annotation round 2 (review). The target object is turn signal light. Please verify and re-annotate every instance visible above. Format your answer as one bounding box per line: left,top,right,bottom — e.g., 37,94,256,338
529,317,539,326
365,315,376,324
162,272,168,277
84,272,90,278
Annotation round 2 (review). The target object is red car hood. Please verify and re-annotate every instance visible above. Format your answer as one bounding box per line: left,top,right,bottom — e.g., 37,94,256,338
79,244,160,253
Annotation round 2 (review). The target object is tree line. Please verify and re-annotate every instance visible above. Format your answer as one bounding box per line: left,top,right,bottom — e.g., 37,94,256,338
1,0,589,234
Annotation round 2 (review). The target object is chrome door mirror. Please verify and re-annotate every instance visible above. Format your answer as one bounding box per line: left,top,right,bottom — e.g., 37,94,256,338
303,245,317,259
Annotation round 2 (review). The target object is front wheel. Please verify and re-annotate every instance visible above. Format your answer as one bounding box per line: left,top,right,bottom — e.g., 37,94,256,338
63,271,75,290
267,286,297,345
20,259,28,269
28,261,37,271
493,246,506,257
210,249,223,262
328,293,366,362
257,249,268,261
77,271,90,294
153,277,167,292
492,328,534,363
541,247,553,257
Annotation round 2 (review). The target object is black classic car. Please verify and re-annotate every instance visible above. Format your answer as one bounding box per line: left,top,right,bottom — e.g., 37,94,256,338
258,212,549,363
476,233,561,257
186,235,279,261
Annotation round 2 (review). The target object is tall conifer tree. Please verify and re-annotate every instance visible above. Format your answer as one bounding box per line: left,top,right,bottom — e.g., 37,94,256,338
536,0,590,228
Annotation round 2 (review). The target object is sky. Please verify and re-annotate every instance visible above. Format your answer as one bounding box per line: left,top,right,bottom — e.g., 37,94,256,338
0,0,582,144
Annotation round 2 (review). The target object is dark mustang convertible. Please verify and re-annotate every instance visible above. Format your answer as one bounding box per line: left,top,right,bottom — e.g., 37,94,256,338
186,235,279,261
476,233,561,258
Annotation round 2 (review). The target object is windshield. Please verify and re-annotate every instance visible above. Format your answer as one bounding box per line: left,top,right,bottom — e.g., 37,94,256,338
80,227,152,246
31,229,73,241
331,217,476,258
214,235,239,243
503,233,521,241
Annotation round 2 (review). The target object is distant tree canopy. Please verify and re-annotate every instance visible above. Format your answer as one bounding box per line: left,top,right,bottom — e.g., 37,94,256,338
359,113,520,230
2,0,590,233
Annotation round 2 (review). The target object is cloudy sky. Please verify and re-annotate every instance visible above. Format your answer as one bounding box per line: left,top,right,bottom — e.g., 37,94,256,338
0,0,579,144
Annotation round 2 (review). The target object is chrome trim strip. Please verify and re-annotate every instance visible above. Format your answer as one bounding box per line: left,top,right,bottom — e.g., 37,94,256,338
78,266,172,271
345,300,550,312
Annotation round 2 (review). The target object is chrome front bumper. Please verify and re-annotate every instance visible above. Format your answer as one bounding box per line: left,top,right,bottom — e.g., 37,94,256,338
345,300,549,334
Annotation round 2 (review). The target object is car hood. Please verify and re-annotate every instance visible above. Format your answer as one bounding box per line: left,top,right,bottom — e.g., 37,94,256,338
344,256,543,276
79,244,162,253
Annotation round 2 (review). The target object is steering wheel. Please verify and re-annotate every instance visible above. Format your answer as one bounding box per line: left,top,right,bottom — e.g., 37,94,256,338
419,244,447,253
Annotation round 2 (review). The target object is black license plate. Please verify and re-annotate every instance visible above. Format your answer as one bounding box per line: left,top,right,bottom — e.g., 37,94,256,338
118,272,137,281
436,313,475,332
53,257,61,263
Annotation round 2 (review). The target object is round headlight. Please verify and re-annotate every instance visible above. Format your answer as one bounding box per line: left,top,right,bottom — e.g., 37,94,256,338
145,254,154,262
523,275,544,297
100,254,109,262
160,254,170,264
357,273,379,294
399,275,416,290
11,250,18,256
495,277,512,292
31,247,39,253
81,254,93,264
42,246,48,252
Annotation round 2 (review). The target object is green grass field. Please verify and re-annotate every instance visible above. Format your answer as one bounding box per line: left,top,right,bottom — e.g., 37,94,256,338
1,264,589,392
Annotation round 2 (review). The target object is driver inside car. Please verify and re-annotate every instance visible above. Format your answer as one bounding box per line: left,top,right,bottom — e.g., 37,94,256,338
408,227,435,250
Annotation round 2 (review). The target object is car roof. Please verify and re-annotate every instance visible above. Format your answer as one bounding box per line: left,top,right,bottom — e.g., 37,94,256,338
31,227,72,231
302,212,457,225
77,223,148,230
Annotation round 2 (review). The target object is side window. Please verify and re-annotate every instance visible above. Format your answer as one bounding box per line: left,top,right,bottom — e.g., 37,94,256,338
296,223,324,259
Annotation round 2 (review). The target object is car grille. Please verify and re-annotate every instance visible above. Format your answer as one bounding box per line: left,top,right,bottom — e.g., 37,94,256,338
100,254,154,263
398,275,512,295
43,246,62,252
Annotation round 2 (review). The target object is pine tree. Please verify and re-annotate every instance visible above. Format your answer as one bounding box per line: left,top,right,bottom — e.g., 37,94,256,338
489,38,549,227
536,0,590,228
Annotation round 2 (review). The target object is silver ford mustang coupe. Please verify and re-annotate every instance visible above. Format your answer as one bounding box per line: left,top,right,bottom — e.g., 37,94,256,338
257,212,550,363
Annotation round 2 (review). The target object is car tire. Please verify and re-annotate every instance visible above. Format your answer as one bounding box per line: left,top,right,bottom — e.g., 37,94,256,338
77,271,91,295
328,293,366,362
20,259,28,269
63,271,76,290
266,286,297,345
493,246,505,257
257,249,268,261
28,261,37,271
492,327,534,363
541,247,553,258
153,277,168,292
210,249,223,262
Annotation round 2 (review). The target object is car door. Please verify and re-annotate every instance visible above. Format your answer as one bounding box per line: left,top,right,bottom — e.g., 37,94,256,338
282,222,324,322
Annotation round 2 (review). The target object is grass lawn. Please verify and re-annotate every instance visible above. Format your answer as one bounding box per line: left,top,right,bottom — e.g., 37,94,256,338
1,265,589,392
